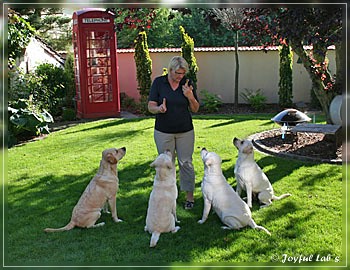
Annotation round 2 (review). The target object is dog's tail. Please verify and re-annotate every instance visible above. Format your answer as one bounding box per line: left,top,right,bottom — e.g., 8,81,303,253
248,219,271,236
44,221,75,233
272,193,291,201
150,231,161,247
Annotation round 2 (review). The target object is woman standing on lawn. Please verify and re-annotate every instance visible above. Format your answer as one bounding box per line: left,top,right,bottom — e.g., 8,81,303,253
148,56,200,210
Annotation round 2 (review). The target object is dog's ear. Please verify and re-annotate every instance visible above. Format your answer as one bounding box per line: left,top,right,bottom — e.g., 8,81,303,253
150,160,156,167
107,153,117,164
164,150,172,158
233,138,241,148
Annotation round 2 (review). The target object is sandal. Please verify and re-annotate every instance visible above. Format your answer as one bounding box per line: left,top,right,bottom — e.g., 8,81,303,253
184,201,194,210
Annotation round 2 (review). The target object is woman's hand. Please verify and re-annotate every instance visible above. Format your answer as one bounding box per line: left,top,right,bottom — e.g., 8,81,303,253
182,79,194,98
182,79,199,113
148,99,167,114
158,98,167,113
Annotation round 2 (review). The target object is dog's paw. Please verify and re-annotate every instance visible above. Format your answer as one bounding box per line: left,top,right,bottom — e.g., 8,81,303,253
198,219,205,224
113,217,123,223
221,226,232,230
172,226,180,233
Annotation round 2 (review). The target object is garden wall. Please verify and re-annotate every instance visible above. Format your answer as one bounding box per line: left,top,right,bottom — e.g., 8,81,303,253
117,46,335,104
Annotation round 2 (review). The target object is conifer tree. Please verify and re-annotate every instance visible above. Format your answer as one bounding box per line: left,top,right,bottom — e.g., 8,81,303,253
134,31,152,111
278,43,293,108
179,26,198,90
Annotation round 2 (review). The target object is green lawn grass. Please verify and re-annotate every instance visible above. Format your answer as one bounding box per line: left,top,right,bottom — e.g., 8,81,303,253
6,114,344,268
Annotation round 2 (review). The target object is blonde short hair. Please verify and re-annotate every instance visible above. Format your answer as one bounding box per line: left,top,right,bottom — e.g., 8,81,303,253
168,56,189,73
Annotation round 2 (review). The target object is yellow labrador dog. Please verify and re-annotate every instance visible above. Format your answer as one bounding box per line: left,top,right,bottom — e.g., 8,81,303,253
44,147,126,232
198,148,271,235
233,137,291,208
144,150,180,247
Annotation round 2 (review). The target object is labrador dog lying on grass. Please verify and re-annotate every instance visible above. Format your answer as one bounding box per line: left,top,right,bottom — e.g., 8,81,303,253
144,150,180,247
233,137,291,208
44,147,126,232
198,148,271,235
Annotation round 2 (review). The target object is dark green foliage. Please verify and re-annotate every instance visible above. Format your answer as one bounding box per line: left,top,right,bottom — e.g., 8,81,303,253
180,26,198,90
64,52,76,109
34,63,66,117
8,99,53,148
310,88,322,109
134,31,152,112
241,8,342,123
8,12,35,68
240,88,267,112
62,108,76,121
115,8,239,49
12,8,72,51
120,93,141,114
9,63,69,118
177,8,239,47
278,44,293,108
200,89,222,113
8,66,43,102
9,53,75,118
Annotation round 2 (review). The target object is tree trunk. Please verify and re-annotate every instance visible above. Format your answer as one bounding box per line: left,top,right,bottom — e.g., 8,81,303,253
234,30,239,108
334,41,344,95
292,44,336,124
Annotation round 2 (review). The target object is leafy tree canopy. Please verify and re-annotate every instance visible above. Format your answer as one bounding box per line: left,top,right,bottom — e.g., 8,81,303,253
12,8,72,51
114,8,240,48
241,7,343,123
8,9,36,68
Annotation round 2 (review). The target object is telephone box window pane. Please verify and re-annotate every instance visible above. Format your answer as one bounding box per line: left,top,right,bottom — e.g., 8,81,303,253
103,76,110,84
84,30,114,104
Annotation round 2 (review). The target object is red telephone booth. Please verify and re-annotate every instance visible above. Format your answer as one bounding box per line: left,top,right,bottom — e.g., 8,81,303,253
72,8,120,118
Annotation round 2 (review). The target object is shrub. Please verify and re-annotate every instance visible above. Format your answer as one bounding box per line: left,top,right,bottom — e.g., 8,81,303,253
9,63,73,118
8,66,43,102
34,63,66,117
134,31,152,109
8,98,54,148
62,108,76,121
200,89,222,113
278,44,293,108
120,93,140,114
180,26,198,90
64,52,76,109
240,88,267,112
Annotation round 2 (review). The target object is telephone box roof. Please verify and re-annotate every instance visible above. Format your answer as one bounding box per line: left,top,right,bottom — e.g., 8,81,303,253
74,8,114,16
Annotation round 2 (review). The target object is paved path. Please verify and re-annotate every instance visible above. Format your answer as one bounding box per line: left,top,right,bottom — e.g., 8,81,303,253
120,111,139,119
50,111,139,132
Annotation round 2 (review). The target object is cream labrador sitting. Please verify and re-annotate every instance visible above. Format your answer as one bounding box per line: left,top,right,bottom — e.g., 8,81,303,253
44,147,126,232
198,148,270,235
144,150,180,247
233,137,291,208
